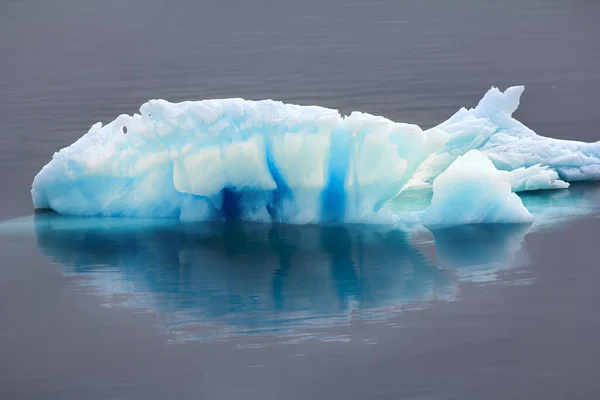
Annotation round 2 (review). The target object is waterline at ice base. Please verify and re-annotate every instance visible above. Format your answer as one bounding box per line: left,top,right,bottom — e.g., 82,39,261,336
31,86,600,228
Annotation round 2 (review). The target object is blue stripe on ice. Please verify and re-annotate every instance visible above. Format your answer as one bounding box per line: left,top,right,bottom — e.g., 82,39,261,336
321,128,350,223
265,146,292,222
218,188,239,220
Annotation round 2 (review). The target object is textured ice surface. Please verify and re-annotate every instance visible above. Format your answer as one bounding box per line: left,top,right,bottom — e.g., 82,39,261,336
414,86,600,189
31,99,446,223
421,150,533,227
31,86,600,225
508,165,569,192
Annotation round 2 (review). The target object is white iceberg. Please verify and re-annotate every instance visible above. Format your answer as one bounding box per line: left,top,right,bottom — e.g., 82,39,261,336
31,86,600,225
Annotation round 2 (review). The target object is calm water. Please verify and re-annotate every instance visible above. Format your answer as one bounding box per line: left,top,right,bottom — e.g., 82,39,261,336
2,0,600,399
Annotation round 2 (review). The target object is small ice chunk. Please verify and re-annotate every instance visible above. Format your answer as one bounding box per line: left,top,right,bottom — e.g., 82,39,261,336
421,150,533,227
509,164,569,192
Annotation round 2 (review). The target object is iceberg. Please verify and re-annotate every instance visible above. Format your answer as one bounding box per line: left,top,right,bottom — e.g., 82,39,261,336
31,86,600,225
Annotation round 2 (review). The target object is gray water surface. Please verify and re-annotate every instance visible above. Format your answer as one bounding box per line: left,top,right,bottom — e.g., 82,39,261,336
1,0,600,399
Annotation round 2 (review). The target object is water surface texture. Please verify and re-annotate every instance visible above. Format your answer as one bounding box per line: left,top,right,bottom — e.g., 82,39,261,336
1,0,600,399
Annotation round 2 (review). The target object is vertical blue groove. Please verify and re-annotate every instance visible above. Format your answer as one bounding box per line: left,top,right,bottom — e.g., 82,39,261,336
321,128,350,223
220,188,242,220
265,147,292,222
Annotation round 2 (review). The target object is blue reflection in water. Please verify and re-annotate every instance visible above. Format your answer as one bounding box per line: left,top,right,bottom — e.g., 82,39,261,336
431,224,531,282
31,212,533,341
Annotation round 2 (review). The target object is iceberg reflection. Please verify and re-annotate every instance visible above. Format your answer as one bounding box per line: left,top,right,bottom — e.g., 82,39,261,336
29,212,535,341
431,224,531,282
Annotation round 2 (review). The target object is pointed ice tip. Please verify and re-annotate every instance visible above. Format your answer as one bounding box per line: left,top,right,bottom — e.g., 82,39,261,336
504,85,525,101
475,85,525,119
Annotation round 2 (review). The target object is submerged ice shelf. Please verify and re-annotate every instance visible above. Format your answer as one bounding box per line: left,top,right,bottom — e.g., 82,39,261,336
31,86,600,226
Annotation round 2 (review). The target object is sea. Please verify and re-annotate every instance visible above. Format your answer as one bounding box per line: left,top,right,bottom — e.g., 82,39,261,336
1,0,600,399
